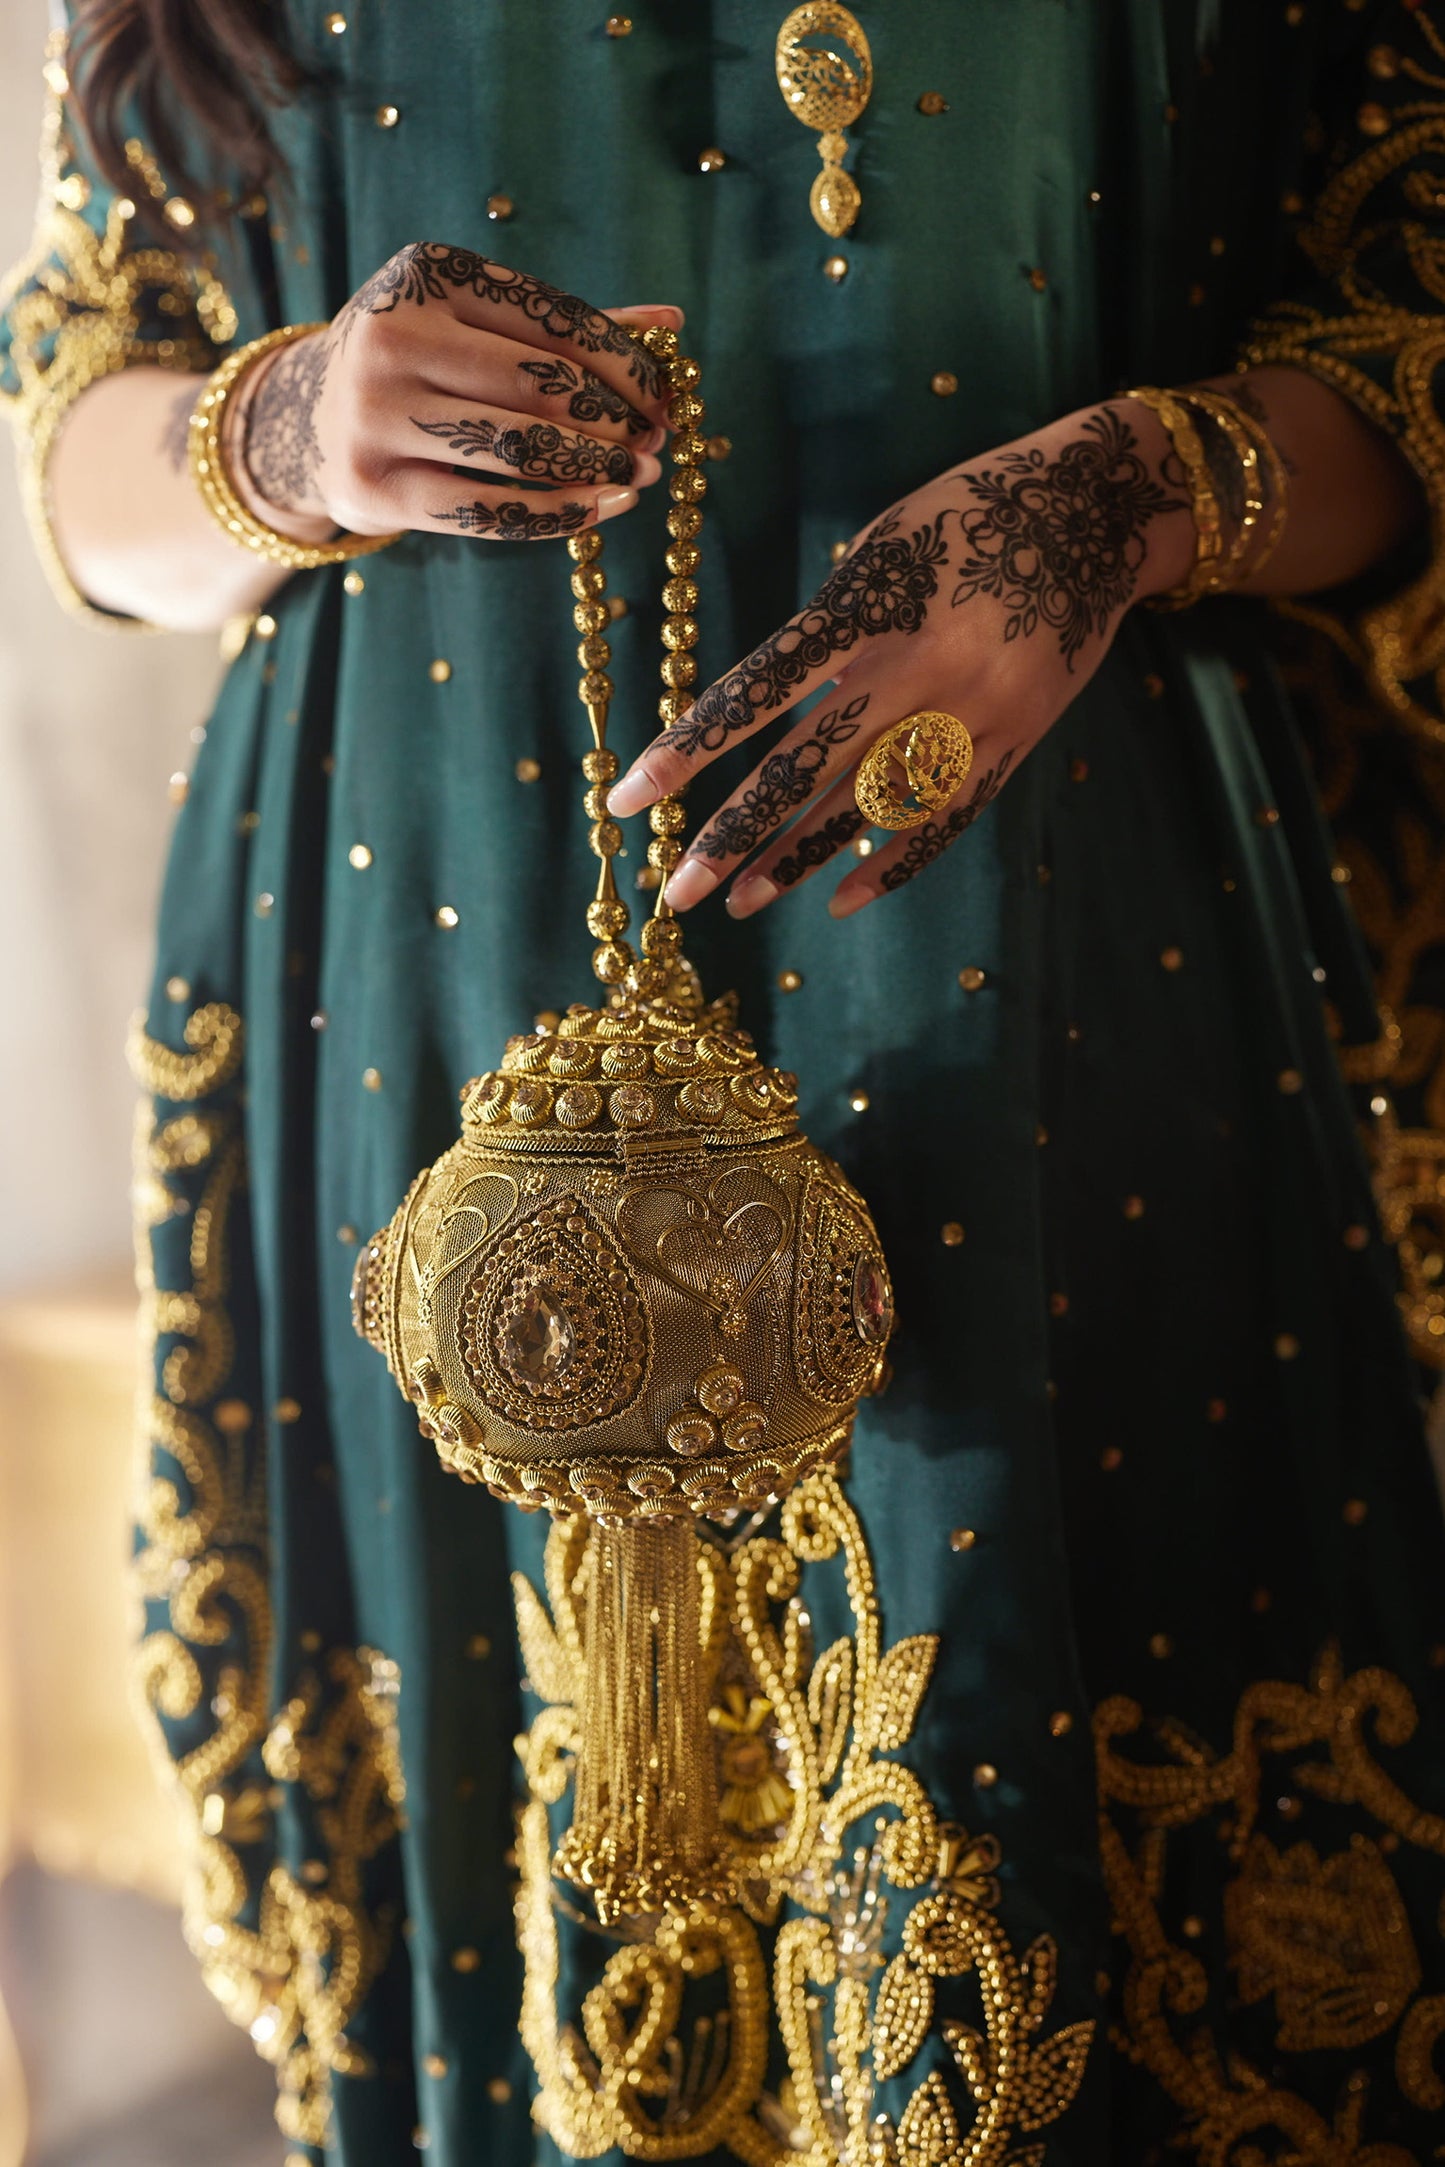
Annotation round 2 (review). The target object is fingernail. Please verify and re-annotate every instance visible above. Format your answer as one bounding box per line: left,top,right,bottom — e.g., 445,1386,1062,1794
597,486,638,516
607,770,656,817
644,425,667,454
663,858,716,911
828,885,869,920
632,451,662,487
727,874,776,919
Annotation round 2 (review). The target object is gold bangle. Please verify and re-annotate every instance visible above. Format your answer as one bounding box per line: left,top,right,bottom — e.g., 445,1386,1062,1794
1125,384,1225,609
1172,388,1267,593
188,324,404,570
1212,380,1290,578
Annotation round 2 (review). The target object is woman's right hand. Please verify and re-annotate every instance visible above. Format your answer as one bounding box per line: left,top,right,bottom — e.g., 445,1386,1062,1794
231,241,682,545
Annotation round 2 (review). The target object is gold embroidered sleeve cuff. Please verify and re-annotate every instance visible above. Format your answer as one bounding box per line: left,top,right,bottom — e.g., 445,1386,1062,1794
0,32,237,627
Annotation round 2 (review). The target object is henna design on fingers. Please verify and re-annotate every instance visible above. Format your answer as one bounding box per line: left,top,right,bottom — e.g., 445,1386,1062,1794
518,356,653,438
876,748,1019,891
161,383,195,472
435,495,592,538
951,409,1184,669
337,243,665,397
771,807,866,888
412,415,634,485
664,508,952,758
689,694,871,862
242,331,330,511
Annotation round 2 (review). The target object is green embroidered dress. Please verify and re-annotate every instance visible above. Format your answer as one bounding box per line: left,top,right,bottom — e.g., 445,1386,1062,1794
9,5,1445,2163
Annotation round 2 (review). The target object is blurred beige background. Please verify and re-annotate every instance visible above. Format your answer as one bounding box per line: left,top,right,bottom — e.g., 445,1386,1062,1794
0,4,280,2161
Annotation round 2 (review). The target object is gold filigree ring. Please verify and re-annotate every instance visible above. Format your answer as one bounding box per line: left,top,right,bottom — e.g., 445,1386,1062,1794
854,712,974,831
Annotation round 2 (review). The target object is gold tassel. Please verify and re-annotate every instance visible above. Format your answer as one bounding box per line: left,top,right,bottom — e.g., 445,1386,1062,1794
555,1519,733,1922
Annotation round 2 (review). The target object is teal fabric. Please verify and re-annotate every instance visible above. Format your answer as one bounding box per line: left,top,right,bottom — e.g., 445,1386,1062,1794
17,3,1445,2161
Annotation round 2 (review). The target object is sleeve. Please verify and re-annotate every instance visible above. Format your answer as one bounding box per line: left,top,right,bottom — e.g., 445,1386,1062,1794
0,19,238,626
1239,2,1445,741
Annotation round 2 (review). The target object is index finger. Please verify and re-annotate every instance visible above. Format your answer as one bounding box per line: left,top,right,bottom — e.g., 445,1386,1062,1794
355,242,677,424
608,501,953,817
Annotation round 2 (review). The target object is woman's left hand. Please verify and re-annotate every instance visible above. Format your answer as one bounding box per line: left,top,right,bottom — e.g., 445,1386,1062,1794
607,398,1195,918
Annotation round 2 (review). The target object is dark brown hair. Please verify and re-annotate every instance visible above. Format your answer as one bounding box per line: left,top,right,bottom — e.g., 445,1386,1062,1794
68,0,299,229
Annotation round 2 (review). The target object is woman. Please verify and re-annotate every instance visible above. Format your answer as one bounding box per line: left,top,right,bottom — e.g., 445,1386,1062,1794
7,3,1445,2162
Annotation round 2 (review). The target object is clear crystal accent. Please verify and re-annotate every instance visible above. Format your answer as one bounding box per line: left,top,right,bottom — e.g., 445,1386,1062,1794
502,1284,576,1382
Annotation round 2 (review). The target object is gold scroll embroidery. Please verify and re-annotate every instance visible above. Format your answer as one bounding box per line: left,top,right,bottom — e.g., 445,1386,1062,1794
0,31,236,623
130,1003,404,2148
513,1470,1094,2163
1242,6,1445,748
1096,1642,1445,2162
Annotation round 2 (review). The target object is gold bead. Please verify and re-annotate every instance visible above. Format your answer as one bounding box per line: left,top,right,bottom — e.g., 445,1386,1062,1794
830,539,850,563
423,2055,448,2079
1148,1632,1174,1659
1277,1068,1303,1094
255,892,274,917
325,9,346,29
486,2079,513,2105
662,577,699,613
778,968,804,993
1027,266,1047,291
164,197,196,229
348,842,373,869
658,691,693,725
1368,43,1399,79
949,1527,976,1551
1069,756,1088,783
1049,1710,1073,1737
467,1634,492,1659
273,1397,301,1424
823,254,849,282
1254,804,1280,827
337,1225,357,1243
1101,1445,1123,1471
165,975,191,1002
429,658,452,683
662,614,699,650
917,91,948,115
375,103,400,127
1160,945,1183,971
661,652,697,687
670,467,707,504
515,757,541,783
607,593,629,620
697,146,727,172
849,1090,870,1112
486,193,514,220
1122,1195,1145,1220
1343,1497,1368,1526
1209,233,1226,257
451,1946,481,1973
930,370,958,396
254,613,277,641
1274,1333,1300,1360
435,905,459,928
667,504,703,540
606,14,634,33
972,1762,998,1788
853,836,873,857
1343,1224,1369,1251
343,571,365,596
705,433,732,460
940,1221,965,1247
1358,101,1390,137
363,1066,383,1092
958,966,986,991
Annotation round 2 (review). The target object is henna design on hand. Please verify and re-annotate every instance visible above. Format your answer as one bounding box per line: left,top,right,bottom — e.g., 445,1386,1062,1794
413,414,634,486
876,748,1018,892
518,356,653,438
338,243,664,397
689,694,871,862
161,383,194,472
435,495,592,538
771,807,867,888
242,331,330,512
664,509,952,758
951,409,1185,669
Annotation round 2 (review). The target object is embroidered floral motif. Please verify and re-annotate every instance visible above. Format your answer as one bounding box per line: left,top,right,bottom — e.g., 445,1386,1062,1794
512,1472,1094,2162
130,1003,404,2149
1096,1642,1445,2163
